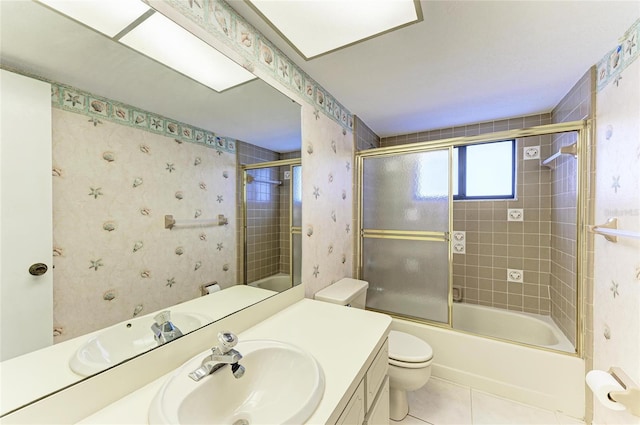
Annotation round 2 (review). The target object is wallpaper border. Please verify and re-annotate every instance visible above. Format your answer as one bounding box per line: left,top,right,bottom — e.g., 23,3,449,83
596,18,639,92
157,0,354,131
50,81,236,153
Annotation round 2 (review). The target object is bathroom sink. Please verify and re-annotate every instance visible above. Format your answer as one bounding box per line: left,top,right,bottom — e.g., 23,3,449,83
148,340,325,425
69,312,212,376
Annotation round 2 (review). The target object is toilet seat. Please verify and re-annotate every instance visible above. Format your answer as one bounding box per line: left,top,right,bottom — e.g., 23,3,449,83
388,330,433,368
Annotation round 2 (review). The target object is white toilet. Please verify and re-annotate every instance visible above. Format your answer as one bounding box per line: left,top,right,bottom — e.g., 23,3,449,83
315,278,433,421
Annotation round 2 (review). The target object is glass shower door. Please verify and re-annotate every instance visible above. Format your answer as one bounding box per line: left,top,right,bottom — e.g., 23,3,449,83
360,148,451,324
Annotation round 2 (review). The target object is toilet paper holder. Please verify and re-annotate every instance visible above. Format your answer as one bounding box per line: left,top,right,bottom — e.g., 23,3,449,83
201,281,220,296
608,367,640,417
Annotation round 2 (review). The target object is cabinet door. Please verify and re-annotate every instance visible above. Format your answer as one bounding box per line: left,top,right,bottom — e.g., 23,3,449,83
336,379,366,425
365,376,389,425
366,341,388,411
0,70,53,361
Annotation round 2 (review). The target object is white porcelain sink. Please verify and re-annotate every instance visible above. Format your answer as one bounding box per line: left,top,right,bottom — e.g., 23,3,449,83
69,312,212,377
148,340,325,425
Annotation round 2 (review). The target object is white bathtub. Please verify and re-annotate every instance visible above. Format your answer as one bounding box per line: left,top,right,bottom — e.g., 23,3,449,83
392,314,585,419
247,273,291,292
452,302,575,353
366,291,584,418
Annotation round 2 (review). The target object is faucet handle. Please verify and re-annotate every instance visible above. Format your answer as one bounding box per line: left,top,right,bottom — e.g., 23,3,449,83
153,310,172,325
217,331,238,353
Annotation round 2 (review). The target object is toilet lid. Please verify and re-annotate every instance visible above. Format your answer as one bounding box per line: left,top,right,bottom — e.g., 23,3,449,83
388,330,433,363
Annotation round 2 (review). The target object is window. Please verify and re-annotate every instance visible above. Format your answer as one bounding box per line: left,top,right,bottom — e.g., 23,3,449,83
453,140,515,200
415,140,516,201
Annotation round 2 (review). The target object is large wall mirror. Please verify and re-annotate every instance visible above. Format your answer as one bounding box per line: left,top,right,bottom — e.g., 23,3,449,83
0,0,301,415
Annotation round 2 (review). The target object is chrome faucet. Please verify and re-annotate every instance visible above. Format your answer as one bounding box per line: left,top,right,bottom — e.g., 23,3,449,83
188,331,245,382
150,311,183,345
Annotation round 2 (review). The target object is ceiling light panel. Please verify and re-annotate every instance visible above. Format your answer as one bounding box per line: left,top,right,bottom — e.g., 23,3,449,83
119,12,256,92
249,0,421,59
37,0,151,38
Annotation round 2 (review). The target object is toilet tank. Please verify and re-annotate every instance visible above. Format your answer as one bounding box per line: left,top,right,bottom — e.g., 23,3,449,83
314,278,368,309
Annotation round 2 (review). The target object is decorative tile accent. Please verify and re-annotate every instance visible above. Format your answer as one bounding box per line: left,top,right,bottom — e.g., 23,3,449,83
507,269,524,283
523,146,540,160
88,98,108,116
508,209,524,221
161,0,353,129
50,82,236,153
596,18,640,91
452,231,466,255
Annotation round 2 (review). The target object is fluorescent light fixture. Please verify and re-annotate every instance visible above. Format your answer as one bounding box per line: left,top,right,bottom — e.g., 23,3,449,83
248,0,422,59
37,0,151,38
119,12,256,92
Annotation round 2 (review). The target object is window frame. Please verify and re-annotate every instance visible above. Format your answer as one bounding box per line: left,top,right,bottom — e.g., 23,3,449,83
453,139,516,201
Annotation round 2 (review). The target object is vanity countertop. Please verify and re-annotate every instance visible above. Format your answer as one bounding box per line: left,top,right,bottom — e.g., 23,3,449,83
77,299,391,424
0,285,276,416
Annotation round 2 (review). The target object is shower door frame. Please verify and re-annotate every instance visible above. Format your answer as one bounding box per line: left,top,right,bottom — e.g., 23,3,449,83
356,120,590,357
241,158,302,287
357,146,454,326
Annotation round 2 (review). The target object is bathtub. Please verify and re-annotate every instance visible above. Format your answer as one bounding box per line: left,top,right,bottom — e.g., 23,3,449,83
247,273,291,292
366,291,584,418
392,313,584,419
452,302,575,353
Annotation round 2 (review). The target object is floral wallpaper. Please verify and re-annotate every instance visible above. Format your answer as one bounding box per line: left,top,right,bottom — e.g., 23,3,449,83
301,106,355,297
52,107,236,342
591,18,640,425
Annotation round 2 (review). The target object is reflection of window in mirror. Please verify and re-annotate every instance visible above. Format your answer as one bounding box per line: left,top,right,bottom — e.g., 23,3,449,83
293,165,302,204
253,169,273,202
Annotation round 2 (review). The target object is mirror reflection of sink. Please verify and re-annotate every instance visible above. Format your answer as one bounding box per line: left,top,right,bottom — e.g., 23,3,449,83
69,312,212,377
149,340,325,425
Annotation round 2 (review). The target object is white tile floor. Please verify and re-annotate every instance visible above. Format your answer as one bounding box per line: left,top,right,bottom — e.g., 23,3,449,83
392,377,585,425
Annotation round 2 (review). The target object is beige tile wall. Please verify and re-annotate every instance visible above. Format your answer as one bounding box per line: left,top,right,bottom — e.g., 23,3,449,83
452,133,553,315
235,142,278,284
235,144,301,284
550,69,595,362
354,115,380,151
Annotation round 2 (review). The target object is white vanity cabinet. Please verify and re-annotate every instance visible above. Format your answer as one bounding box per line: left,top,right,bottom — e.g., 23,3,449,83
336,339,389,425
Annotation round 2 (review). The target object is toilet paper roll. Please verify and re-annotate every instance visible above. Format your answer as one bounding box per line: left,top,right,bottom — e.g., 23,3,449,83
204,284,221,295
586,370,626,411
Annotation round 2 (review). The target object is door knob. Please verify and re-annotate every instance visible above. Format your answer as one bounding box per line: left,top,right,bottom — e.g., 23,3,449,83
29,263,48,276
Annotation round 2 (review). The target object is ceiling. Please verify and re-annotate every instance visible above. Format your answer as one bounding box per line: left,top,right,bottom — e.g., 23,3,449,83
231,1,640,138
0,0,302,152
2,1,638,145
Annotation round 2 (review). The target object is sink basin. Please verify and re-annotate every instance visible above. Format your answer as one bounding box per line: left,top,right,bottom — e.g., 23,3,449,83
69,312,212,376
149,340,325,425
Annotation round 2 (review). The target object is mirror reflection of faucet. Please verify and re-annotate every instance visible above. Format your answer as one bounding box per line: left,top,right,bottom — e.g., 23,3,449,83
188,331,245,382
151,311,183,345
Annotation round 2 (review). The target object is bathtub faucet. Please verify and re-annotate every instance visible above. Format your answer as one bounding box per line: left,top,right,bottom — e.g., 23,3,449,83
150,311,183,345
188,331,245,381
